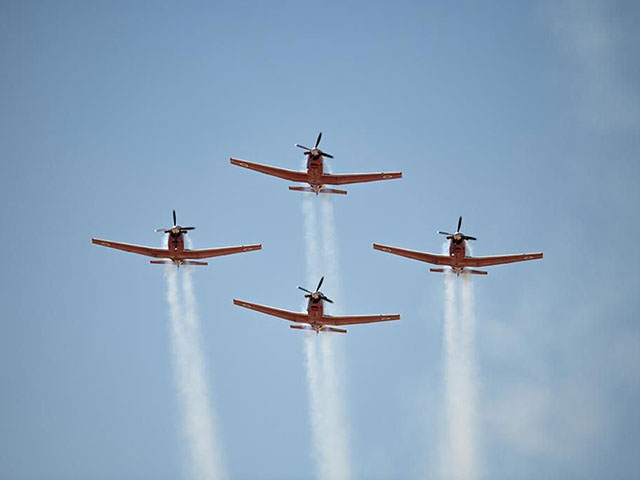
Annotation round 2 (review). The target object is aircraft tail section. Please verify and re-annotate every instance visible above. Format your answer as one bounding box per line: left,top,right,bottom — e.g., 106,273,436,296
429,267,487,275
322,326,348,334
290,324,347,334
466,269,487,275
150,260,209,266
288,186,348,195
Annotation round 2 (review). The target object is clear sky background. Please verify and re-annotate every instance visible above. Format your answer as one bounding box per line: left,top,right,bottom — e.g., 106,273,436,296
1,1,639,479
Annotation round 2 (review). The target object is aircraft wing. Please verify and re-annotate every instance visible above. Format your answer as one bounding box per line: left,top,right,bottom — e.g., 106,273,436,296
373,243,452,265
321,313,400,326
182,244,262,259
462,252,543,267
230,158,310,183
233,299,309,323
322,171,402,185
92,238,169,258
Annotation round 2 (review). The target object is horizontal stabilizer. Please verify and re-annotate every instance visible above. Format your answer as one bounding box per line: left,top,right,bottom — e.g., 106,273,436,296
149,260,208,266
290,324,313,330
322,326,347,334
319,188,348,195
288,186,348,195
289,324,347,334
429,268,445,273
466,269,487,275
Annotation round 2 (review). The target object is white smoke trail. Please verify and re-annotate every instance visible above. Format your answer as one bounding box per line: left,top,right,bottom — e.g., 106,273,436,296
439,267,479,479
460,275,479,477
304,332,330,477
302,195,321,286
319,195,343,309
318,333,350,479
165,265,226,480
301,194,351,480
441,270,460,478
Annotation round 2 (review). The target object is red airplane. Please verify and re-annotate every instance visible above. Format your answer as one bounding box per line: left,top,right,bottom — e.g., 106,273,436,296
233,277,400,334
374,216,543,276
92,210,262,266
230,132,402,195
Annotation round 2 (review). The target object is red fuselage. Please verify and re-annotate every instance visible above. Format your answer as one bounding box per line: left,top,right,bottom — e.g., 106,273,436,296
306,153,325,192
448,239,468,274
168,233,185,253
306,297,325,331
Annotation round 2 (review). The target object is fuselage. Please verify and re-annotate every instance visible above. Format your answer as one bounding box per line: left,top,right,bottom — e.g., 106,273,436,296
306,152,326,192
306,296,325,331
167,232,188,265
448,238,468,275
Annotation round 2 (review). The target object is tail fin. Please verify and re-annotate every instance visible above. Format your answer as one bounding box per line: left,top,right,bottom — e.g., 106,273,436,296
288,186,348,195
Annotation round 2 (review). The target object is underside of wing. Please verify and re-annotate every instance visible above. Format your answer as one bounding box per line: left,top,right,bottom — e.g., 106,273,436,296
92,238,168,258
233,299,309,323
182,244,262,259
373,243,453,266
322,171,402,185
230,158,309,183
321,313,401,326
463,252,543,267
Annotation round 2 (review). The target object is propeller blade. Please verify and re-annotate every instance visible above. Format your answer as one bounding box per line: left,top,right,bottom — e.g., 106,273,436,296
298,286,313,294
322,296,334,304
457,216,462,232
155,228,169,232
182,227,195,231
173,210,177,226
315,132,322,148
295,144,311,151
464,235,477,241
438,231,454,236
322,152,334,159
316,276,324,292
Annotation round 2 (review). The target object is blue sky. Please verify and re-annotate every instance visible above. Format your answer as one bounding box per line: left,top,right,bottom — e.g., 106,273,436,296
1,1,639,478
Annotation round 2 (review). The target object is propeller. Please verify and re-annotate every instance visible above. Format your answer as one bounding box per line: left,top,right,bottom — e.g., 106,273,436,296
155,209,196,234
297,276,334,303
437,216,477,241
295,132,334,159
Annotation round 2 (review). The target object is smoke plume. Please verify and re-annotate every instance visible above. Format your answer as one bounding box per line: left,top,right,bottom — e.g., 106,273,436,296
165,265,226,480
439,269,479,479
301,194,351,480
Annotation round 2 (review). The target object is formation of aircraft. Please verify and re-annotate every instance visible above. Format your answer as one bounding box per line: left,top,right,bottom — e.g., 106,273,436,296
93,133,543,333
374,216,543,276
92,210,262,266
230,132,402,195
233,277,400,334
